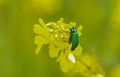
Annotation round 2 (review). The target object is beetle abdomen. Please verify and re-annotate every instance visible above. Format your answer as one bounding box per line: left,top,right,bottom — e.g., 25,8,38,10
71,33,79,51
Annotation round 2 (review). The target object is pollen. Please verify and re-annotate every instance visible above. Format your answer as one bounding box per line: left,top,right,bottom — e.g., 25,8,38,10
49,29,54,32
60,34,64,38
54,34,58,38
96,74,104,77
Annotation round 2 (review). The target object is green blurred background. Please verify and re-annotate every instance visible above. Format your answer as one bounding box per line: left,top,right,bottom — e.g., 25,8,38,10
0,0,120,77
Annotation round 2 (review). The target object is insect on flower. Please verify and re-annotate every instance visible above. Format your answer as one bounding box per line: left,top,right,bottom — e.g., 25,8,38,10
69,26,79,51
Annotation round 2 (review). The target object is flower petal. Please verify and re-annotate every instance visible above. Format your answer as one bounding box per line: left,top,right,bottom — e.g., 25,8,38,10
34,36,47,54
39,18,46,27
33,24,42,34
73,45,82,56
49,44,60,58
73,61,88,73
34,36,48,45
68,53,76,63
34,25,52,41
35,45,43,55
77,25,83,36
59,53,74,72
54,40,68,49
57,51,64,62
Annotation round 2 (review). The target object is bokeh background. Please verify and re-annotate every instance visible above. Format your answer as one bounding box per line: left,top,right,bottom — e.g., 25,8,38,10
0,0,120,77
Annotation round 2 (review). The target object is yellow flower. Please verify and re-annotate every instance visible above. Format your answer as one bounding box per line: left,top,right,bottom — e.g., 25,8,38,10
33,18,105,76
72,50,105,77
33,18,104,77
33,18,83,72
57,44,82,72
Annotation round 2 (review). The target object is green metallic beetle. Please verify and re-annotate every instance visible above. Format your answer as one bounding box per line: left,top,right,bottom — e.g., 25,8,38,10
69,26,79,51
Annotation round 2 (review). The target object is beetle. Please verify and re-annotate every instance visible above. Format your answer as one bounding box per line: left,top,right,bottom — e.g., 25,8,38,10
69,26,79,51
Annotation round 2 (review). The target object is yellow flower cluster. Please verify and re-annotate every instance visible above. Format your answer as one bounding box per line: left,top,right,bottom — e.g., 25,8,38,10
33,18,82,72
33,18,105,77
